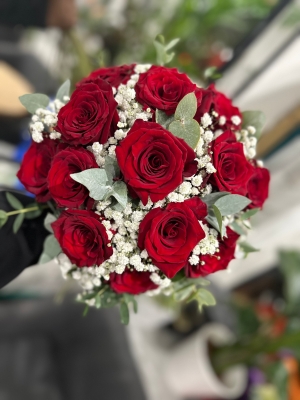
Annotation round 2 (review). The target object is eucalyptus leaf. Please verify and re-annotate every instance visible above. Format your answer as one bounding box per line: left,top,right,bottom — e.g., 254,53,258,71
44,213,57,233
120,302,130,325
196,288,216,311
123,293,138,313
38,234,61,264
169,119,200,149
242,111,266,139
19,93,50,114
202,192,229,208
153,40,166,66
155,109,175,129
56,79,71,102
214,194,251,216
6,192,23,210
204,66,222,81
70,168,110,201
240,208,260,220
212,205,223,238
13,213,24,234
155,34,165,44
174,284,195,302
206,213,226,238
105,156,120,185
230,221,246,236
164,38,180,51
109,181,128,209
239,241,259,255
0,210,8,228
165,52,175,64
175,92,197,121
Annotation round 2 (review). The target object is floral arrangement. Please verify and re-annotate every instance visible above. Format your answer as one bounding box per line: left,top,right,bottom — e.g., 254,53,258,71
0,40,270,323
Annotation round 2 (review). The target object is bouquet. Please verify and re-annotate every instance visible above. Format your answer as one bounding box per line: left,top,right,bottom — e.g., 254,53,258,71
1,40,270,323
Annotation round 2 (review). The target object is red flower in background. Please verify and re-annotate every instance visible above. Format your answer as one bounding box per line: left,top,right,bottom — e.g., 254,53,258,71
186,227,239,278
17,138,66,203
57,77,118,145
116,120,197,205
48,147,98,208
135,65,197,115
79,64,136,88
247,166,270,209
52,209,113,267
209,130,254,196
138,198,207,278
110,270,158,295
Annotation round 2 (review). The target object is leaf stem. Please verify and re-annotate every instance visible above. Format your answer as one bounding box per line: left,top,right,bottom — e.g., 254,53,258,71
6,205,48,216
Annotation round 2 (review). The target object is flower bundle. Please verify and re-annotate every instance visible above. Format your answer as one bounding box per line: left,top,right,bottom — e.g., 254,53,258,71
11,58,269,322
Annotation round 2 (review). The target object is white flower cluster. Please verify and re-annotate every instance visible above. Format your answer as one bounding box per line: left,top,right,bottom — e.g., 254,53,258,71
188,223,219,266
237,125,257,159
30,98,67,143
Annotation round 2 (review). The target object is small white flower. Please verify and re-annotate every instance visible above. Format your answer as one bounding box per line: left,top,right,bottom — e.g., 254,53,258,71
231,115,241,126
204,130,214,142
114,129,126,140
201,113,212,128
130,254,142,267
206,163,216,173
219,116,226,126
92,277,101,287
108,145,116,156
72,271,82,280
179,181,192,195
49,131,61,140
189,254,199,265
115,265,126,274
192,175,203,187
247,126,256,135
140,249,148,259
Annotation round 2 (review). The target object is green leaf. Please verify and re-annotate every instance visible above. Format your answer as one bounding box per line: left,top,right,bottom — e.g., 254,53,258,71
6,192,23,210
214,194,251,216
169,119,200,149
175,92,197,121
195,288,216,311
174,284,195,302
19,93,50,114
24,203,43,219
0,210,8,228
44,213,57,233
70,168,110,201
204,66,222,81
120,302,130,325
155,109,175,129
188,277,211,286
95,295,101,309
202,192,230,208
123,293,138,313
109,181,128,209
83,305,89,317
165,38,180,51
242,111,266,139
155,34,165,44
105,156,120,185
153,40,166,66
13,213,24,234
38,234,61,264
212,205,223,238
239,241,259,255
230,221,246,236
206,213,226,238
240,208,260,220
56,79,71,102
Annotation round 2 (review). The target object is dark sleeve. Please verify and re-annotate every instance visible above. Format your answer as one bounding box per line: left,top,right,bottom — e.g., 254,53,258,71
0,191,48,289
0,0,48,27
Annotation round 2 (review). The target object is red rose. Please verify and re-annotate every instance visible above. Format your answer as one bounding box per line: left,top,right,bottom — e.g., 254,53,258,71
209,131,254,196
52,209,112,267
138,198,207,278
115,120,197,205
48,147,98,208
109,270,158,295
17,138,66,203
79,64,136,88
194,87,215,121
56,78,118,145
247,166,270,209
135,66,196,115
186,227,239,278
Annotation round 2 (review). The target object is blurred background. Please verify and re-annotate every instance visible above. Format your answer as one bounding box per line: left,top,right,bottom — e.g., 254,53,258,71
0,0,300,399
